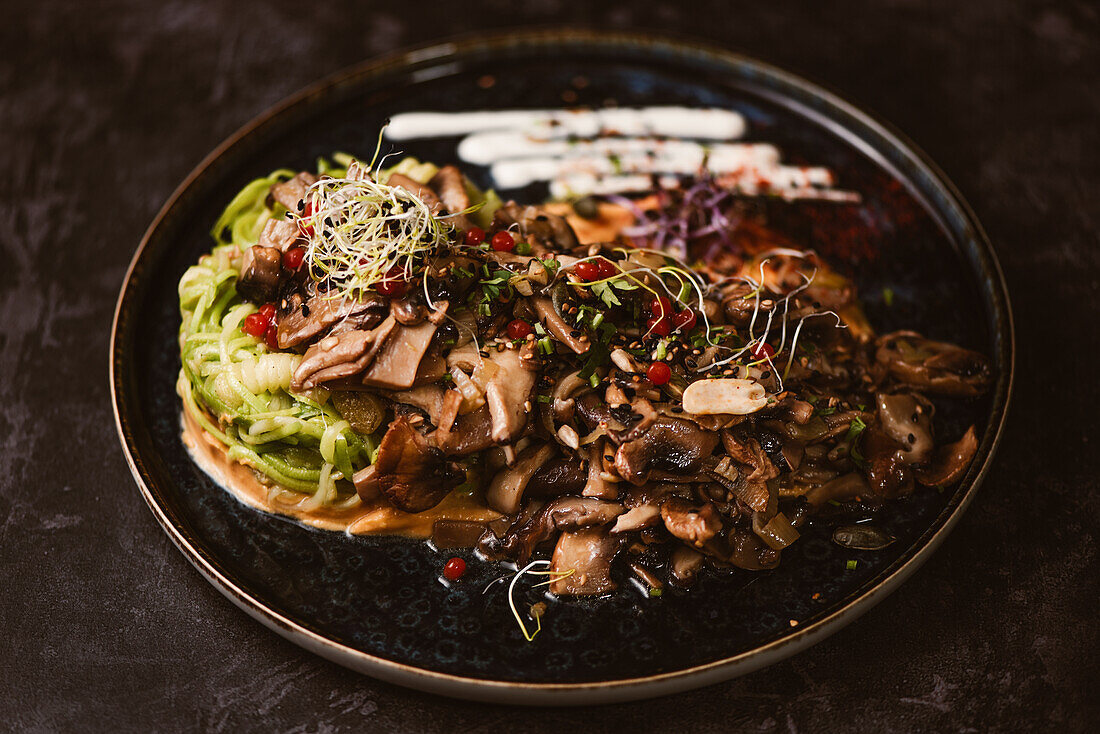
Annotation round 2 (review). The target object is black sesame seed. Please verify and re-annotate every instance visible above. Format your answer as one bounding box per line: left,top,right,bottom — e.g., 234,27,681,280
301,304,311,316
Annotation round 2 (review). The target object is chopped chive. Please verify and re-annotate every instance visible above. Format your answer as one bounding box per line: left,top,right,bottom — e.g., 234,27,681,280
589,373,600,388
655,339,668,361
882,287,895,306
649,587,663,597
846,560,858,571
538,336,553,355
536,394,551,404
590,312,604,328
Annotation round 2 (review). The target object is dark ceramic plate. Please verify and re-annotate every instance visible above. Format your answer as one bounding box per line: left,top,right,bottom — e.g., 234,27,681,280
111,30,1012,704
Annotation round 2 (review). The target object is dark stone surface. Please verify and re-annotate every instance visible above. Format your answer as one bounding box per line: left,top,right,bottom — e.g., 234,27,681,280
0,0,1095,731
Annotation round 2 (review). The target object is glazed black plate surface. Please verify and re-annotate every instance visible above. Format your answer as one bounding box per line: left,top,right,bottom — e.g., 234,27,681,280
111,31,1012,704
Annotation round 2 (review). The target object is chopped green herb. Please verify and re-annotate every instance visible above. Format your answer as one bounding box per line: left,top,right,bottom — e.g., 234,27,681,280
536,394,552,404
611,277,639,292
827,499,842,507
515,241,532,255
590,312,604,329
537,336,553,355
846,560,858,571
590,281,622,308
845,415,869,469
649,587,663,597
655,340,668,361
589,373,600,388
882,287,895,307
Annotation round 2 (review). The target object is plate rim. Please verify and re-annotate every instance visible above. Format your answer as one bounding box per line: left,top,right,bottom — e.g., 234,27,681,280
110,28,1014,705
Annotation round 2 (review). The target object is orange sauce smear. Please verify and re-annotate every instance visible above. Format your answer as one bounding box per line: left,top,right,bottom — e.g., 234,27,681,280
180,404,501,538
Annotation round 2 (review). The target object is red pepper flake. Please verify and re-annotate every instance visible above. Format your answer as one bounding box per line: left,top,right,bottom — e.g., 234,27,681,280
490,231,515,252
464,227,485,247
507,319,534,340
283,246,305,270
646,316,671,337
672,308,697,331
442,557,466,581
646,361,672,385
263,325,279,350
241,312,267,338
574,261,601,282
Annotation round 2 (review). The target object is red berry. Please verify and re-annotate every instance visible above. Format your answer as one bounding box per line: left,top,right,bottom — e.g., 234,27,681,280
649,296,672,318
646,316,671,337
507,319,533,340
647,361,672,385
595,257,618,279
375,267,409,298
242,312,267,338
442,557,466,581
574,261,601,282
464,227,485,246
283,246,305,270
258,303,276,324
672,308,697,331
298,200,315,238
751,342,775,360
264,325,279,350
490,231,515,252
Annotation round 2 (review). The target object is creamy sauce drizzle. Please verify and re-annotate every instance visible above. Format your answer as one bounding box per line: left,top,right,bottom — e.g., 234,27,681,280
181,405,501,538
385,106,858,201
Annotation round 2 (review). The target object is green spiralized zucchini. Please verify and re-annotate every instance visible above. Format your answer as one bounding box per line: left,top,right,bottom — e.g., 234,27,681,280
178,165,375,506
179,156,500,508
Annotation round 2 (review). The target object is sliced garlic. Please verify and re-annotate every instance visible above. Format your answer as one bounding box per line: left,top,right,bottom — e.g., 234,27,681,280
681,378,768,415
557,424,580,449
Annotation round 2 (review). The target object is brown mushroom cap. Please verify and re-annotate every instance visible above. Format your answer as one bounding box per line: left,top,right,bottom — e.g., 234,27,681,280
372,417,463,513
660,497,722,547
549,527,623,596
494,496,625,563
915,425,979,487
876,331,992,397
615,416,719,485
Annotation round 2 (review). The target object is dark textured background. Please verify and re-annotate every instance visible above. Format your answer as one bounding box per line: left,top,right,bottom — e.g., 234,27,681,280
2,1,1097,731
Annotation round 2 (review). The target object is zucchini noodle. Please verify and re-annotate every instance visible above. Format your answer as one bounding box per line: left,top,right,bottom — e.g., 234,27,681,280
178,164,378,507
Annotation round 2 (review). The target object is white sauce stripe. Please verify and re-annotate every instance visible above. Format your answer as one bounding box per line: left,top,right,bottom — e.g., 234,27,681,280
386,106,747,141
459,134,778,166
384,106,857,202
